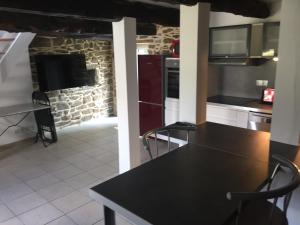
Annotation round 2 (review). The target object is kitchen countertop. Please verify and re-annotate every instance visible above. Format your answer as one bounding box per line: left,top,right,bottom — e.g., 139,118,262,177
207,95,273,114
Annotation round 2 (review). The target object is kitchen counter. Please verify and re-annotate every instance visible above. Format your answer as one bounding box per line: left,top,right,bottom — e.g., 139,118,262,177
207,95,273,114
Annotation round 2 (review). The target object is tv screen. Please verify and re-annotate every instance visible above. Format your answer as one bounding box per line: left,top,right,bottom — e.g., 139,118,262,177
35,54,95,92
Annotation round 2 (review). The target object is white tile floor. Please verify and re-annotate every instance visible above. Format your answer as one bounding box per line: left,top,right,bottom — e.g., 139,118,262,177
2,117,300,225
0,117,136,225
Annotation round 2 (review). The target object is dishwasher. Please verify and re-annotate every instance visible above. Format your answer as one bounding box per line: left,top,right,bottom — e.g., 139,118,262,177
247,112,272,132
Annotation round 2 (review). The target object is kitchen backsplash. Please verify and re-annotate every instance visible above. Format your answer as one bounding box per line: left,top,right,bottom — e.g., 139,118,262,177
208,60,277,99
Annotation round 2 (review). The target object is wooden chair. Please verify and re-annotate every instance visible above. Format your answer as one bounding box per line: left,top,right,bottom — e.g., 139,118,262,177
225,155,300,225
142,122,197,159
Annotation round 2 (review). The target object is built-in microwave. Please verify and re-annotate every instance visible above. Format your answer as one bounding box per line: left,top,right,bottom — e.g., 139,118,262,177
165,58,179,99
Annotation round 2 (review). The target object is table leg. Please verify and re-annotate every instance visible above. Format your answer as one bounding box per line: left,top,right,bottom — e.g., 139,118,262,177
104,206,116,225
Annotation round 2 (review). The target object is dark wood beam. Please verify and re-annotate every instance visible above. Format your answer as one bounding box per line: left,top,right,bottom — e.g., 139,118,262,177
0,0,180,26
0,0,271,33
150,0,270,18
0,11,157,36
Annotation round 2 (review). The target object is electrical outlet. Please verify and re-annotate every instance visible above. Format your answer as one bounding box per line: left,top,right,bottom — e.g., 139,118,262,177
262,80,269,86
256,80,268,87
256,80,263,87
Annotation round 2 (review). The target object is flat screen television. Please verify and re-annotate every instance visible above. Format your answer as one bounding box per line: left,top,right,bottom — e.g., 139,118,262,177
35,54,95,92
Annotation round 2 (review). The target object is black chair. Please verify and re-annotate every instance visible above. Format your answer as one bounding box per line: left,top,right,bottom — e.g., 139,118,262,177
142,122,197,159
225,155,300,225
32,91,57,147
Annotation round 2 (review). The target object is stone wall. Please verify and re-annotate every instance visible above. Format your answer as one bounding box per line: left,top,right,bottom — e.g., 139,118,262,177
29,36,115,128
137,25,179,54
28,26,178,128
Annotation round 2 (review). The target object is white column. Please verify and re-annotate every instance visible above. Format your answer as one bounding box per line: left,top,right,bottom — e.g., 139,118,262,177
112,17,141,173
270,0,300,146
179,3,210,124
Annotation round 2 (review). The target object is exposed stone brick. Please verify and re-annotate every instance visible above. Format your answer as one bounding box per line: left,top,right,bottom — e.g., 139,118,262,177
137,25,179,55
29,36,115,129
29,26,177,129
61,115,72,121
56,121,71,127
56,102,70,111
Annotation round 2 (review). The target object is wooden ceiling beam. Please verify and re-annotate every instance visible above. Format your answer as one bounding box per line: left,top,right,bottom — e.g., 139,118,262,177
0,11,157,36
149,0,270,18
0,0,271,35
0,0,180,26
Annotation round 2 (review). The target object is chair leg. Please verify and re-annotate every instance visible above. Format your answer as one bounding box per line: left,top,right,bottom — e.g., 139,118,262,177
148,149,153,160
40,130,49,148
235,201,243,225
50,126,58,143
155,132,159,158
187,131,190,143
268,197,278,225
42,139,48,148
34,133,39,143
168,133,170,152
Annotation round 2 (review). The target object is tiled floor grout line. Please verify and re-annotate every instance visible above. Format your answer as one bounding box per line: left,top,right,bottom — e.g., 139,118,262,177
0,118,123,225
93,219,104,225
44,200,95,225
0,204,15,223
1,186,99,224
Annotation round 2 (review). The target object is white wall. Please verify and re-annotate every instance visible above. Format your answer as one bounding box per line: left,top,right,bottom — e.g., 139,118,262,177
210,1,281,27
179,3,210,124
270,0,300,146
112,18,141,173
207,65,221,97
0,32,36,146
220,61,277,99
207,1,282,97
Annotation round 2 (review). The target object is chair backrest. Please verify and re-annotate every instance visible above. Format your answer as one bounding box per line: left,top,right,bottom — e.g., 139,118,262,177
32,91,54,126
166,122,197,143
32,91,51,106
226,154,300,224
142,122,197,159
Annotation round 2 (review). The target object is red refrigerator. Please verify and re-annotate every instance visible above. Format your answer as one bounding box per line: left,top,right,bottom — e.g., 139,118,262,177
138,55,165,135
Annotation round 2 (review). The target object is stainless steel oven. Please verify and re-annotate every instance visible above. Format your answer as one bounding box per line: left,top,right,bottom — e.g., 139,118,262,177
165,58,179,99
247,111,272,132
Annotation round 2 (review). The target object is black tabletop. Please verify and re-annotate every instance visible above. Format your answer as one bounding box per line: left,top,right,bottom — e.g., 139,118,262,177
91,143,272,225
168,122,300,166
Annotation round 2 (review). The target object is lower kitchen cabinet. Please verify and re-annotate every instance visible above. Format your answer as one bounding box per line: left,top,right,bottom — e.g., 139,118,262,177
165,98,179,126
206,104,249,128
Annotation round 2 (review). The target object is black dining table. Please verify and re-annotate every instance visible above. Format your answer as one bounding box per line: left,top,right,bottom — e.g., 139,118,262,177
90,122,300,225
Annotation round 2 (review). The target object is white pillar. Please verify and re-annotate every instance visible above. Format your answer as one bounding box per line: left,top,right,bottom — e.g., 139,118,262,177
270,0,300,146
179,3,210,124
112,17,141,173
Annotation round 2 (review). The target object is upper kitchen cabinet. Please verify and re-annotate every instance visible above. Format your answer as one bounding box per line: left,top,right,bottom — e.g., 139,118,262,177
209,25,251,58
263,22,280,57
209,23,280,65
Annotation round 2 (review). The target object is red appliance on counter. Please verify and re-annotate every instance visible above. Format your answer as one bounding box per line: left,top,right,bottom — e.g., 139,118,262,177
262,88,275,104
170,40,180,58
138,55,165,135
